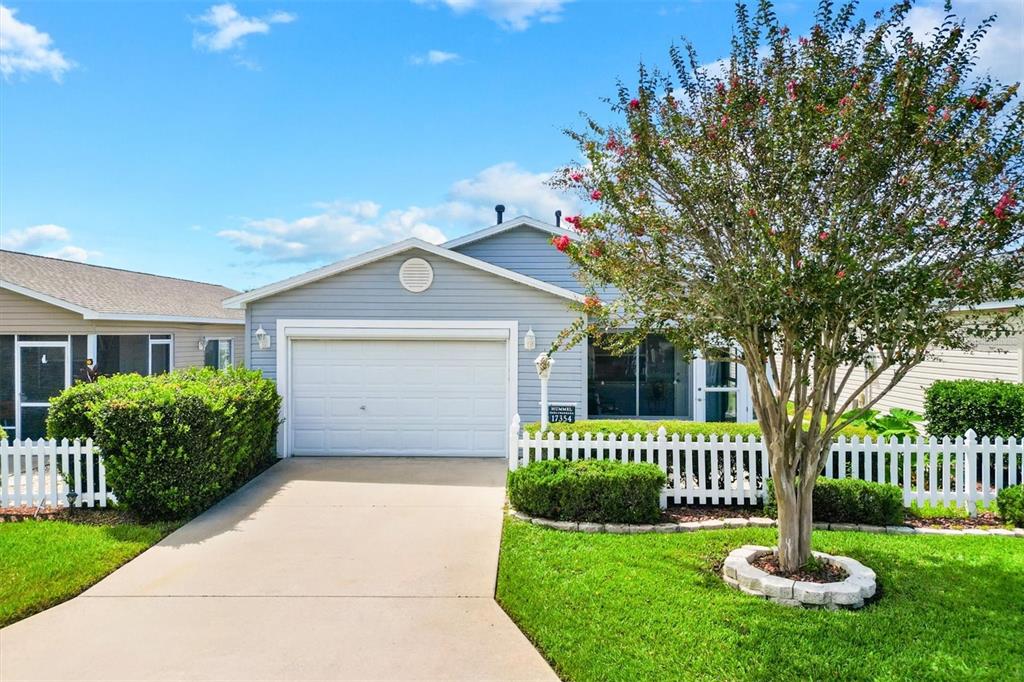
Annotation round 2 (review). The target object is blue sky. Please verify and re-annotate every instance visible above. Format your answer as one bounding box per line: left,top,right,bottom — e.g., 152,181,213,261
1,0,1021,290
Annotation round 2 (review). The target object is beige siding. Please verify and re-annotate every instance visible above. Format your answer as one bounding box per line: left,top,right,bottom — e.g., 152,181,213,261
0,289,244,369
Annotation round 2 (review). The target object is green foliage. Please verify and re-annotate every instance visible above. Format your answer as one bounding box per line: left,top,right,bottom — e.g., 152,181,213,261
508,459,666,524
0,425,6,441
996,484,1024,527
838,407,922,439
525,418,870,438
765,476,904,526
924,379,1024,438
46,367,281,520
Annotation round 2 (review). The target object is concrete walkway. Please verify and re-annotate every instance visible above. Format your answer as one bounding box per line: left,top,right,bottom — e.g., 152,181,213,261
0,458,557,681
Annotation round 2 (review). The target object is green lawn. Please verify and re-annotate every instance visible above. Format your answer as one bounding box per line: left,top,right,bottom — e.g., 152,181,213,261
497,520,1024,682
0,518,176,627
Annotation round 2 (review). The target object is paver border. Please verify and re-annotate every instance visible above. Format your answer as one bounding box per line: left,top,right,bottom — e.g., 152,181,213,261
722,545,876,609
507,509,1024,538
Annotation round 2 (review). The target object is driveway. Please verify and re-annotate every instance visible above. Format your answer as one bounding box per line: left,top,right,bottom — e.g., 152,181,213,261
0,458,557,681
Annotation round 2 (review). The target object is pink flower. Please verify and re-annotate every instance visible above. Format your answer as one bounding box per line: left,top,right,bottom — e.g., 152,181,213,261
583,296,602,310
758,95,767,106
942,109,951,121
796,258,805,268
589,246,602,258
590,190,602,201
780,26,790,37
563,215,580,226
720,115,729,128
839,96,851,107
968,96,989,111
747,208,757,218
836,270,846,280
927,104,937,116
799,36,809,46
994,189,1016,219
818,230,829,241
570,172,584,183
786,80,797,101
815,103,826,113
552,235,571,252
828,133,849,151
716,82,726,95
628,98,640,110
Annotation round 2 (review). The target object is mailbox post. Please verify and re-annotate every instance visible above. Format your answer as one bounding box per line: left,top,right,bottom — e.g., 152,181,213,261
534,352,554,432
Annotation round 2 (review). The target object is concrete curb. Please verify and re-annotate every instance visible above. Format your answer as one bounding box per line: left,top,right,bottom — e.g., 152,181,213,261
506,509,1024,538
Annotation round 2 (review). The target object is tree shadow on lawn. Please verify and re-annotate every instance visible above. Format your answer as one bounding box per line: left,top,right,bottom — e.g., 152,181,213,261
497,523,1024,682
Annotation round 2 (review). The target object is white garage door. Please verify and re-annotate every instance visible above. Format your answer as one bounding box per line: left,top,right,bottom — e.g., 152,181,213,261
289,338,508,456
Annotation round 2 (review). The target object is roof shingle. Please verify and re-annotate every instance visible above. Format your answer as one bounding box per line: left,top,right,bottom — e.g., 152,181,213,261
0,250,243,322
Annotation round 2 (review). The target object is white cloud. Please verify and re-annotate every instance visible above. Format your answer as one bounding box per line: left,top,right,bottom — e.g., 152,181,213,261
410,49,460,65
1,223,99,261
216,162,579,263
192,3,295,53
412,0,570,31
905,1,1023,85
0,5,74,82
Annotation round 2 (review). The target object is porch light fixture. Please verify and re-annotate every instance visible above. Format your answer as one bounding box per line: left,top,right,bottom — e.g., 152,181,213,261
255,325,271,350
197,337,208,351
523,327,536,351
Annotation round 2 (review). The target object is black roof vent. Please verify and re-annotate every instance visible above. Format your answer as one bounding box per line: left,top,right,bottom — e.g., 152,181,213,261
555,210,562,228
495,204,505,224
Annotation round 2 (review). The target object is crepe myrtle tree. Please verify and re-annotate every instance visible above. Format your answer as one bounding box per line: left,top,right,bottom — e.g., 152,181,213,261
549,0,1023,570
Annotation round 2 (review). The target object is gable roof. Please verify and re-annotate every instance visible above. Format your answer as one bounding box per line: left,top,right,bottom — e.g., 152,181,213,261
222,237,585,308
0,250,244,324
442,215,572,250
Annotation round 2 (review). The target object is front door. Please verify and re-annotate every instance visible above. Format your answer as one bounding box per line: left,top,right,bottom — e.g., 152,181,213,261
692,356,753,423
16,341,70,440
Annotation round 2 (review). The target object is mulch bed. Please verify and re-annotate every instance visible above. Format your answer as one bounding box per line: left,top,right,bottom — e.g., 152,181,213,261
1,507,140,525
752,553,849,583
664,504,1009,529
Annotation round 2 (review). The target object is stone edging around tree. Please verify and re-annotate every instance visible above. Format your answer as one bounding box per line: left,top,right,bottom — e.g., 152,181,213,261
506,509,1024,538
723,545,876,609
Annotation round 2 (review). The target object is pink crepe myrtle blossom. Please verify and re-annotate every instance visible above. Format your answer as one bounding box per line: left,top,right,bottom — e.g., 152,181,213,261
629,98,640,110
818,230,830,241
570,172,584,183
828,133,849,151
796,258,805,268
583,296,602,310
590,190,602,201
716,82,726,95
563,215,581,227
815,103,826,113
937,217,949,229
589,246,602,258
836,269,846,280
994,190,1016,219
786,80,798,101
967,96,989,110
720,115,729,128
758,95,767,106
747,208,757,218
799,36,809,46
551,235,571,252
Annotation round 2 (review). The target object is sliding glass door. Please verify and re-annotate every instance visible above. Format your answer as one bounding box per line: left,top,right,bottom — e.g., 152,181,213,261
588,334,691,418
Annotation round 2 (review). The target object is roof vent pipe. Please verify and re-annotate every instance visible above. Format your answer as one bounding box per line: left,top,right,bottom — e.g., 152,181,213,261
495,205,505,224
555,210,562,228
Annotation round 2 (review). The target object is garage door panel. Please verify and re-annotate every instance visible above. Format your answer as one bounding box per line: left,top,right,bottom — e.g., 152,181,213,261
290,337,508,457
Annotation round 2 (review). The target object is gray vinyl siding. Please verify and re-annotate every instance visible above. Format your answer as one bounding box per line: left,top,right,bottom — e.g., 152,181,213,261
451,226,585,293
246,248,586,422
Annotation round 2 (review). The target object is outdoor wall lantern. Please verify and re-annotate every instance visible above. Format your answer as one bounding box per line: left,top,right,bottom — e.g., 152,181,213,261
197,337,208,351
523,327,536,351
255,325,271,350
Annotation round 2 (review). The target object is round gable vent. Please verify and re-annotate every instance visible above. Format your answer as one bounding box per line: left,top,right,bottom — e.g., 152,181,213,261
399,257,434,293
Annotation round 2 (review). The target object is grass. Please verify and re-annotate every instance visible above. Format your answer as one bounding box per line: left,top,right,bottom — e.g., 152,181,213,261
0,517,177,627
497,520,1024,682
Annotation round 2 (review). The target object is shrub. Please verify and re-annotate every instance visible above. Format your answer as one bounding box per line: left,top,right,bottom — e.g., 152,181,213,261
508,459,666,524
764,477,904,526
925,380,1024,439
997,484,1024,527
524,418,871,439
47,367,281,520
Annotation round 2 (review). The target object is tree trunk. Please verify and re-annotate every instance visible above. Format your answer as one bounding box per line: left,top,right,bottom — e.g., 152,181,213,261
774,472,814,571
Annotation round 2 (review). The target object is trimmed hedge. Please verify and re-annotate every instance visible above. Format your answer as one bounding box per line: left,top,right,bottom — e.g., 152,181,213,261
997,484,1024,527
508,459,666,524
47,367,281,520
764,477,905,526
525,418,871,439
925,379,1024,438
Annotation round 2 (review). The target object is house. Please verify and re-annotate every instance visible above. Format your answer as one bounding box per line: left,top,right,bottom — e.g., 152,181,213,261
224,213,755,459
1,250,244,439
850,299,1024,415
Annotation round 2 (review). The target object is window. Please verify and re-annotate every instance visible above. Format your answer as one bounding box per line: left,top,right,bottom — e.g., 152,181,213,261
204,339,233,371
96,335,173,377
0,335,13,436
588,334,691,418
150,336,171,374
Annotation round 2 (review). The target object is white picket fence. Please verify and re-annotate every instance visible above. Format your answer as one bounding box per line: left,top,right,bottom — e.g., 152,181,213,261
508,417,1023,511
1,439,112,509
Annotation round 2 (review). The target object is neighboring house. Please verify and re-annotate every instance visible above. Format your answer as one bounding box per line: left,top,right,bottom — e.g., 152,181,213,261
224,214,755,459
849,300,1024,415
1,250,244,439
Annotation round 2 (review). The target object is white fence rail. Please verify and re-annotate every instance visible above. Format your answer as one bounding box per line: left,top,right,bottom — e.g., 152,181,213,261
1,439,112,509
508,417,1023,510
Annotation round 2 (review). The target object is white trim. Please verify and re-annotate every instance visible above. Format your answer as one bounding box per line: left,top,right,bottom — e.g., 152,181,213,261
441,216,573,250
1,279,243,325
148,335,173,374
953,298,1024,312
275,319,518,459
223,238,584,308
